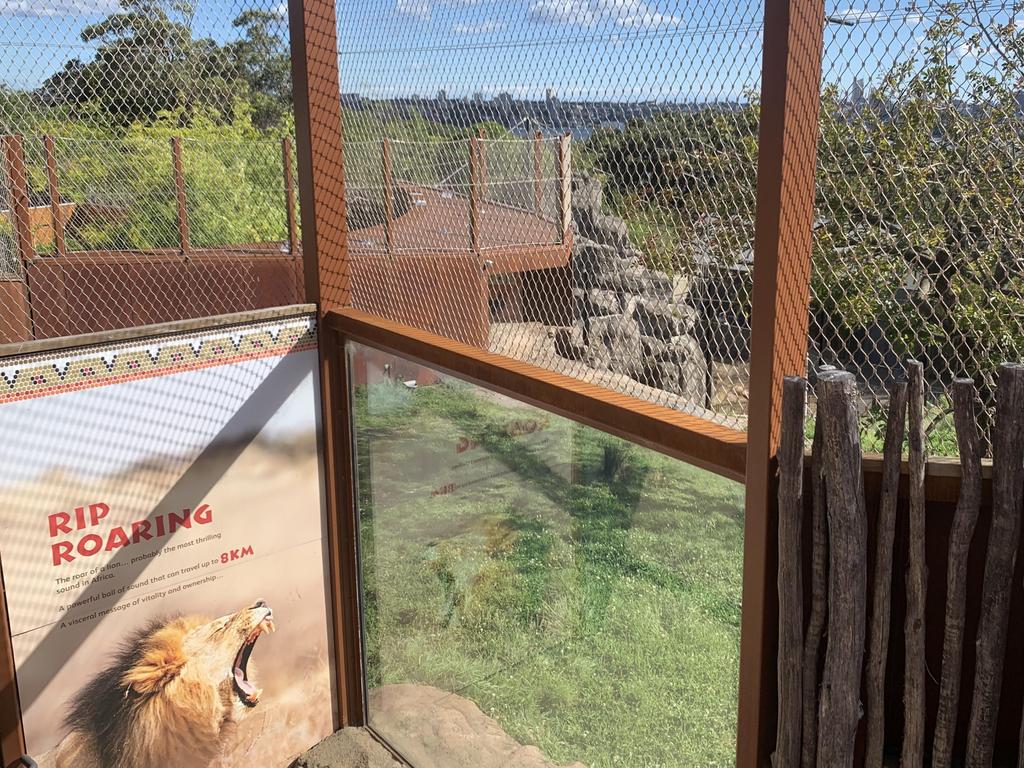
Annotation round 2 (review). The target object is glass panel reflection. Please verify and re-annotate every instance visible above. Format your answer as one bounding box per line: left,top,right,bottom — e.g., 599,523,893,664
352,342,744,768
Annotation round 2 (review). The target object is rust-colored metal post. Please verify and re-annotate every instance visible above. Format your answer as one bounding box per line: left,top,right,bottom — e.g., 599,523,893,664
2,134,37,342
468,137,481,253
3,135,35,267
737,0,824,762
43,135,67,257
170,137,190,256
476,127,488,200
282,136,299,257
382,139,395,255
533,130,543,217
287,0,364,731
289,0,350,309
557,134,572,249
0,556,26,768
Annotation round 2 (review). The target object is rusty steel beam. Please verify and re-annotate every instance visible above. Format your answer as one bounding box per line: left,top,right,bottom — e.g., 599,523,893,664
287,0,365,733
43,136,67,258
737,0,825,763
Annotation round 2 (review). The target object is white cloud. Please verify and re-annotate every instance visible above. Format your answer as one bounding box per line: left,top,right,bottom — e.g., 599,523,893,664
528,0,596,26
396,0,431,21
830,7,924,24
453,18,506,34
0,0,117,16
529,0,679,29
596,0,680,28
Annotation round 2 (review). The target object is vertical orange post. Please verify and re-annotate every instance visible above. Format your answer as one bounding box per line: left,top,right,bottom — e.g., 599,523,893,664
468,137,481,253
289,0,350,309
557,134,572,248
737,0,824,762
3,135,34,268
43,136,67,258
0,136,32,764
476,127,488,201
282,137,299,257
533,130,543,217
170,137,190,256
287,0,364,732
382,139,395,255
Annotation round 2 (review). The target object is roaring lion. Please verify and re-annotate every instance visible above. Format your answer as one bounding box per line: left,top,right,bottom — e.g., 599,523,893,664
55,600,276,768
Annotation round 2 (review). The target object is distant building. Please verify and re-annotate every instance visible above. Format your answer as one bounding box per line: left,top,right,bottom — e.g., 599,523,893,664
340,93,363,109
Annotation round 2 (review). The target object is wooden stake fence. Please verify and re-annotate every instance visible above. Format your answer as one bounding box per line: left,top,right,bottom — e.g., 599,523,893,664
932,379,982,768
775,361,1024,767
864,377,907,768
815,370,867,767
902,360,927,768
775,376,805,768
966,364,1024,764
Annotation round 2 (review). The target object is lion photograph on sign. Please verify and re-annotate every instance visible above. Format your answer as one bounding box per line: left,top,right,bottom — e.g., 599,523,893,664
55,601,277,768
0,318,336,768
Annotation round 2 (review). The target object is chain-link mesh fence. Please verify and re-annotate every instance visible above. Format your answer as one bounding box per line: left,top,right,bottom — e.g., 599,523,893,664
0,1,302,351
337,0,763,429
812,0,1024,455
2,0,1021,452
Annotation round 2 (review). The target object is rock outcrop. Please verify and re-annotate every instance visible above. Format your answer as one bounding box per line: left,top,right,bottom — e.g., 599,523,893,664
556,173,709,406
295,685,586,768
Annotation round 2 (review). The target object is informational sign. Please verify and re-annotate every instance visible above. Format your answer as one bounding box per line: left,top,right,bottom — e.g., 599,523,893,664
0,313,335,768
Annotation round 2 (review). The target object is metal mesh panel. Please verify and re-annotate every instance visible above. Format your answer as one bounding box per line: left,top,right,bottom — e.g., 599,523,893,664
337,0,763,428
0,1,301,350
812,1,1024,455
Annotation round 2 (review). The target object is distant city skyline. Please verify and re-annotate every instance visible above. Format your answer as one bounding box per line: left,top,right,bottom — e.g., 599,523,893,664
0,0,1017,101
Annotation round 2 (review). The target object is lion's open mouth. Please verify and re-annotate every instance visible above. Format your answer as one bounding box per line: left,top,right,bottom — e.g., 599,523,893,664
232,609,275,707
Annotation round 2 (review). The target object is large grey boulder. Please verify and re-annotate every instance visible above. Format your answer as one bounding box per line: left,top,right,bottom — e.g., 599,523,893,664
572,173,603,218
633,298,698,340
586,313,642,378
573,286,620,317
553,325,587,360
359,685,587,768
571,241,619,289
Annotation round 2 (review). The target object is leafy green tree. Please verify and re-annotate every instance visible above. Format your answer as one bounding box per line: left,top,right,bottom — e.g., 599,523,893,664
40,1,238,125
227,10,293,130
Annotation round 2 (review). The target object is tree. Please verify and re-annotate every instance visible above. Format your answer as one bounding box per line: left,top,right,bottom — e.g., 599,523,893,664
226,10,293,130
39,1,237,125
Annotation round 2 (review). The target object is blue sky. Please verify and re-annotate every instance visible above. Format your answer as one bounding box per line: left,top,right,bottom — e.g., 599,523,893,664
0,0,1016,102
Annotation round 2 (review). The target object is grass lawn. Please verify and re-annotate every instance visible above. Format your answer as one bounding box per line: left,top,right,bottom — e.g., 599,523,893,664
356,378,745,767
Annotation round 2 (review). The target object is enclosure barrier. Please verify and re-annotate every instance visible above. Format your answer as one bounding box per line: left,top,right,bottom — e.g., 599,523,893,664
0,0,1020,764
0,133,302,348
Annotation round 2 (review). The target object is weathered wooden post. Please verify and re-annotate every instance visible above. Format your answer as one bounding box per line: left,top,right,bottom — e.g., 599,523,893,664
282,136,299,257
863,377,908,768
170,137,190,256
42,136,67,257
902,360,927,768
815,370,867,767
931,379,982,768
800,413,828,768
966,363,1024,764
774,376,805,768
